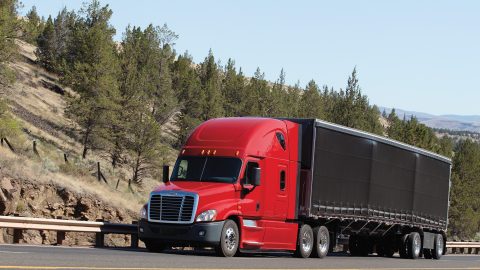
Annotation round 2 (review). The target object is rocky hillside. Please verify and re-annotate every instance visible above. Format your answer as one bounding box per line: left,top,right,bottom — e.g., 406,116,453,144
0,40,161,246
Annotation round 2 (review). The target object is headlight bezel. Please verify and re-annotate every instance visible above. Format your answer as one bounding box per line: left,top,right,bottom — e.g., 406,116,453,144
196,209,217,222
140,204,148,219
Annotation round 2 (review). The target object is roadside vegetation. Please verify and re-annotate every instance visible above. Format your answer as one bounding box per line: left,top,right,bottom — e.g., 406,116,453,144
0,0,479,240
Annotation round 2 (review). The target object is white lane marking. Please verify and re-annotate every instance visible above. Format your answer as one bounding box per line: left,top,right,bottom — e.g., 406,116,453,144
0,250,30,254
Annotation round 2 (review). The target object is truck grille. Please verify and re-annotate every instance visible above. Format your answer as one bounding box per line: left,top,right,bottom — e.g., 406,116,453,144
148,192,198,224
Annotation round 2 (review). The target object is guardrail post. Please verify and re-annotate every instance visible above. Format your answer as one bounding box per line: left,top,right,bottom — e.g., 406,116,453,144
460,247,465,254
95,232,104,247
13,229,22,243
130,221,138,248
56,231,65,245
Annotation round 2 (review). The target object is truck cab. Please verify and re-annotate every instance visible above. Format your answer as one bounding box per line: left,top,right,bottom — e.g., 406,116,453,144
138,117,301,256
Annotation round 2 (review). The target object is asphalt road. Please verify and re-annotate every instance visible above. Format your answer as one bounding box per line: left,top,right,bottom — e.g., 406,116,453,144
1,244,480,270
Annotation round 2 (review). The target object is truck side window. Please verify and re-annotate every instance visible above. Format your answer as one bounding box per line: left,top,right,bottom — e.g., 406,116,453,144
276,132,286,150
280,170,286,190
178,160,188,179
245,162,259,185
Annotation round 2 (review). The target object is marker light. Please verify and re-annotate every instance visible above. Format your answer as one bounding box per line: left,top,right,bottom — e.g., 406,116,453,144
201,150,205,155
182,149,185,154
213,150,216,155
207,150,211,155
235,150,240,156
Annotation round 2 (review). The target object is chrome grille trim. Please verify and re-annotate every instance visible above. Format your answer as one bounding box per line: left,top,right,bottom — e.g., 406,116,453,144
147,191,199,224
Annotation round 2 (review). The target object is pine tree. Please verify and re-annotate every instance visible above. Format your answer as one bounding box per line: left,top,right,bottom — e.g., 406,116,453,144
172,52,203,146
298,80,324,118
198,50,224,120
22,6,44,44
36,16,55,71
222,59,245,117
0,0,19,86
449,140,480,239
62,0,120,159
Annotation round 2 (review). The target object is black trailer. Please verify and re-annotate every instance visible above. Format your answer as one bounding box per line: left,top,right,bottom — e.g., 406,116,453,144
289,119,451,260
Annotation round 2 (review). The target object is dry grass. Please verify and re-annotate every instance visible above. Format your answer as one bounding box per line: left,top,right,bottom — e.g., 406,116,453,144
0,147,143,213
0,39,176,216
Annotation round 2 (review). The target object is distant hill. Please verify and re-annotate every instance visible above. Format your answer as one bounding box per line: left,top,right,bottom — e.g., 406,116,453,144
379,107,480,133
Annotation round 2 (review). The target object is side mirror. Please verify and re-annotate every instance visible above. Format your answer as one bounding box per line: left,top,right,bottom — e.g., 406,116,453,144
247,167,261,186
162,165,169,183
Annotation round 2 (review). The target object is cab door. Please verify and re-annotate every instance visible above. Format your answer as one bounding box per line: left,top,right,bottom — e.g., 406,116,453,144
238,157,265,218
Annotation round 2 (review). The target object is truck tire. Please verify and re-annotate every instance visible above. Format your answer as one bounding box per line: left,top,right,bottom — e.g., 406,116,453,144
215,220,239,257
432,234,444,260
407,232,421,259
294,224,314,258
399,234,409,258
144,240,168,252
349,234,360,256
382,237,395,257
358,234,370,256
312,226,329,258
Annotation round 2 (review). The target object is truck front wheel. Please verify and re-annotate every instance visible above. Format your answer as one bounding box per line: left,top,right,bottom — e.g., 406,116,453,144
294,224,314,258
215,220,239,257
312,226,329,258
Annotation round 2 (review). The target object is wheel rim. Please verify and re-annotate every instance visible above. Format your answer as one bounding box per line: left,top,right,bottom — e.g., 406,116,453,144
413,234,421,255
319,231,328,254
224,227,237,251
436,236,444,255
302,230,312,252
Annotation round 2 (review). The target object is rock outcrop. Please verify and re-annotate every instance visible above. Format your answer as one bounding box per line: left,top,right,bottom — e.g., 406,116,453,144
0,177,137,247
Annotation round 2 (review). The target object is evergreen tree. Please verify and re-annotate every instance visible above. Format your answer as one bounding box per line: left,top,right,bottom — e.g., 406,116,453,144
63,0,120,159
172,52,203,146
0,0,19,86
198,50,224,120
449,140,480,239
22,6,44,44
222,59,245,117
298,80,323,118
36,16,56,71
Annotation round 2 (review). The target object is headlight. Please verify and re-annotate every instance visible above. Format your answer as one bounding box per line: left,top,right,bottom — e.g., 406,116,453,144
140,204,147,219
196,210,217,222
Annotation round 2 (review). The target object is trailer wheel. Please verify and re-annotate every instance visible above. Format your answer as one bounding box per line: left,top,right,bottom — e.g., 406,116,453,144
432,234,443,260
383,238,395,258
349,234,360,256
399,234,409,258
407,232,421,259
294,224,314,258
312,226,329,258
215,220,239,257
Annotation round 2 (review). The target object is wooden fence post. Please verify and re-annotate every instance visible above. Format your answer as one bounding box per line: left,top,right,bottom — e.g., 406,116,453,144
3,138,15,152
97,162,101,182
33,141,39,156
64,153,68,163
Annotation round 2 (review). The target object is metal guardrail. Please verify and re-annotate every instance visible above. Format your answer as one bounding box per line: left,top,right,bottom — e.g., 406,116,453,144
447,241,480,254
0,215,138,248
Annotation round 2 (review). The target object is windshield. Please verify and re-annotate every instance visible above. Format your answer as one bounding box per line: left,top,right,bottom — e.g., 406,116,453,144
171,156,242,183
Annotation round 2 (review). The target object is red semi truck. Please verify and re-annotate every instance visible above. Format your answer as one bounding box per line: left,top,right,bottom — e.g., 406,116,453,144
138,117,451,259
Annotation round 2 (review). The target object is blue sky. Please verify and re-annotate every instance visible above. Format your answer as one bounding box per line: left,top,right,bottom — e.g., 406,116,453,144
19,0,480,115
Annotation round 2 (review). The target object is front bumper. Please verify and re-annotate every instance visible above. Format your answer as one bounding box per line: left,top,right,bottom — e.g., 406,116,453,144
138,219,225,246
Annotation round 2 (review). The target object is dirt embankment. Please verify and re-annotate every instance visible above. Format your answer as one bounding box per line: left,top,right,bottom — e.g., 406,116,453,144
0,176,137,247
